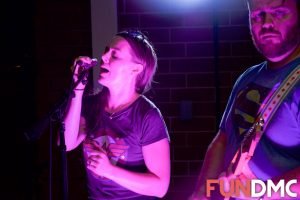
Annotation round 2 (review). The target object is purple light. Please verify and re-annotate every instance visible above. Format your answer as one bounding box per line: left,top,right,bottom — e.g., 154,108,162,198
163,0,209,8
134,0,211,13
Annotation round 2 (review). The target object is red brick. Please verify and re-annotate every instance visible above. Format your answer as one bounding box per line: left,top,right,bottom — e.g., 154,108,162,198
148,88,171,102
219,26,251,41
118,14,140,29
171,161,189,176
187,132,215,147
155,43,185,58
171,28,213,42
192,102,216,116
187,73,215,87
231,41,259,56
220,87,233,102
171,88,215,102
156,59,170,74
170,132,187,146
217,0,248,11
154,74,186,88
117,0,124,13
141,14,184,28
170,58,214,73
174,147,203,161
231,10,249,25
125,0,212,13
189,161,203,176
219,72,233,87
144,28,170,43
187,42,231,57
218,11,231,25
183,11,213,27
171,117,216,132
219,56,262,72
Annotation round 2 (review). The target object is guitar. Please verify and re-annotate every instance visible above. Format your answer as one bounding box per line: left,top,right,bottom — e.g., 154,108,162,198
223,118,264,200
230,118,264,176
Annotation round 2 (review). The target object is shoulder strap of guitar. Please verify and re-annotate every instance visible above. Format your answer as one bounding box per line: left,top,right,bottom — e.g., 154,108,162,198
229,64,300,177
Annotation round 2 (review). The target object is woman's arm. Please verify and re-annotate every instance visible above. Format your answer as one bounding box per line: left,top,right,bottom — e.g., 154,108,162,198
63,93,87,151
59,57,92,151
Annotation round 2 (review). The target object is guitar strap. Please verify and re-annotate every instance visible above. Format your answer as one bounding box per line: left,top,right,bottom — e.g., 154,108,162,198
229,63,300,177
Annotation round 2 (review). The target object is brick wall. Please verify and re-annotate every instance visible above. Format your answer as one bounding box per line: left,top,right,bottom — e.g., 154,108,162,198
32,0,263,199
117,0,262,199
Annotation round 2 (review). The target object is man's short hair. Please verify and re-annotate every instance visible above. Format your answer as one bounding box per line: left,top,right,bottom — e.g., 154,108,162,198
245,0,300,21
245,0,299,10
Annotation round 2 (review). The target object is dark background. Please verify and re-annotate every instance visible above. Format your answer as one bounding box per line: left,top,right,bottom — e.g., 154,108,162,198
3,0,262,199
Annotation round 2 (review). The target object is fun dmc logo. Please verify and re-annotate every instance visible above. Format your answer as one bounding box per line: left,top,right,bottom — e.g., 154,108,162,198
206,179,298,198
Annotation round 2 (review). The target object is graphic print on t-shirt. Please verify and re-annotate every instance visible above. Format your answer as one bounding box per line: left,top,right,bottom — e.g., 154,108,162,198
86,127,129,166
233,82,271,136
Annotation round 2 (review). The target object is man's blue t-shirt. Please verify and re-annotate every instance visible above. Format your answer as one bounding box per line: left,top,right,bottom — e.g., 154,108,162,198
220,58,300,180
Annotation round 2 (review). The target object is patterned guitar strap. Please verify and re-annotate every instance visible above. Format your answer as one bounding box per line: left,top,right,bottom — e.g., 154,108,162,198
229,64,300,178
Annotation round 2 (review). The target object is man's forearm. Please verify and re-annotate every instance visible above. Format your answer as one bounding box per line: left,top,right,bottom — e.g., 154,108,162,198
192,131,227,198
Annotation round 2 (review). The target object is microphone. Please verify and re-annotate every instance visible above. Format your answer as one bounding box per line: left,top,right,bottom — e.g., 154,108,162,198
76,58,98,70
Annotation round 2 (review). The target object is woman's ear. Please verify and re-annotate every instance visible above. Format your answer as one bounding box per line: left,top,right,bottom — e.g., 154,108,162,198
132,63,144,74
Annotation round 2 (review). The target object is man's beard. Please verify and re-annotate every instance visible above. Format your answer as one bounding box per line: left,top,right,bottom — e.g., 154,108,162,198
251,26,299,60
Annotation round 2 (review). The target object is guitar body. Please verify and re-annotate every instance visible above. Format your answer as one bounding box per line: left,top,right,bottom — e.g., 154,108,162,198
221,128,260,200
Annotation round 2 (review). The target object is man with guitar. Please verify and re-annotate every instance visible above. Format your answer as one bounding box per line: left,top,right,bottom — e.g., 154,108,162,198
190,0,300,199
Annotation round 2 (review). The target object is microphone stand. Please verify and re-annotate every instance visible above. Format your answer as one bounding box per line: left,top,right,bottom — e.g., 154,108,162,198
24,70,89,200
